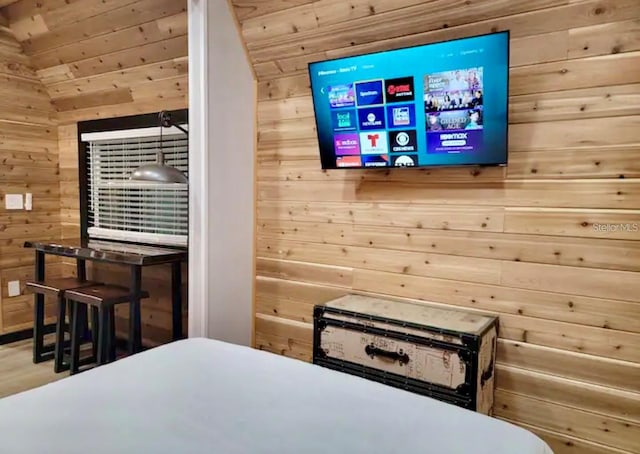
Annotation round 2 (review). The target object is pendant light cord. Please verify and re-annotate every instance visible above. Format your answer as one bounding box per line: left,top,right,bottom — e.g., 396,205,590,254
158,112,165,165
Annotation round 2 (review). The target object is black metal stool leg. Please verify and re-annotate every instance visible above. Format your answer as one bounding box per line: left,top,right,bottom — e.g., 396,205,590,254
53,295,67,373
69,302,82,375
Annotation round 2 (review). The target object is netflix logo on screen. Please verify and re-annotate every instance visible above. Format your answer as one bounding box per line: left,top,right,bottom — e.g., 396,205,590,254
385,77,415,103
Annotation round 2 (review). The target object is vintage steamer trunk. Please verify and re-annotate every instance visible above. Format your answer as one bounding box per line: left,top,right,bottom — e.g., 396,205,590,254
313,295,498,414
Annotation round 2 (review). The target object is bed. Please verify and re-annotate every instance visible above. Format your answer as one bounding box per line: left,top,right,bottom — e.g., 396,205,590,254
0,338,553,453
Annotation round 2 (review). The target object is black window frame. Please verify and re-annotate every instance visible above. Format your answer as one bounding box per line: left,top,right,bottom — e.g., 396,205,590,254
77,109,189,246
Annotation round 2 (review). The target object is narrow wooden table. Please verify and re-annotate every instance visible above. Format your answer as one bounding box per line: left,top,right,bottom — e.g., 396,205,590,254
24,239,187,364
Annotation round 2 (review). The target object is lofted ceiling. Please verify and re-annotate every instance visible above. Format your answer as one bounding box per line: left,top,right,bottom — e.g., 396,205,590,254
229,0,640,83
0,0,188,123
229,0,501,80
2,0,637,121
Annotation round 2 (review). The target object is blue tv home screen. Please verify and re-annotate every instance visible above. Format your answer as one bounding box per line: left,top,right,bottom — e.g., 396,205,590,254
309,31,509,169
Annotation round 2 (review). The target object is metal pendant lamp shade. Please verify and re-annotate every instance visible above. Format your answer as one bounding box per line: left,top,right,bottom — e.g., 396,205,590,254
130,111,189,184
130,159,188,183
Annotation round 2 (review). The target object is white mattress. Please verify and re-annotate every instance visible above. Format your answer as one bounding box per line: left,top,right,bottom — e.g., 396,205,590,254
0,338,553,454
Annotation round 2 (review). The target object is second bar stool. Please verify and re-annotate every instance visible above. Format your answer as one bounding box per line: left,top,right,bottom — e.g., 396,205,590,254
65,285,150,374
25,277,100,372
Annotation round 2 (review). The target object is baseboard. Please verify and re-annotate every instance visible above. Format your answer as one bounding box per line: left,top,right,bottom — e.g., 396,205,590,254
0,324,57,346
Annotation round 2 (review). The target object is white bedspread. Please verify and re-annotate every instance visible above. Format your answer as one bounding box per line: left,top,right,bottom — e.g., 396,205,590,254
0,338,553,453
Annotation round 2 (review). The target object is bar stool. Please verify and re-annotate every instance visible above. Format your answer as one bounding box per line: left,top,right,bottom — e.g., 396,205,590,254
25,278,101,373
65,285,150,374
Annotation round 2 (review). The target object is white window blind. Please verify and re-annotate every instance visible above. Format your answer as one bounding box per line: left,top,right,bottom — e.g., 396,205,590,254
83,127,188,247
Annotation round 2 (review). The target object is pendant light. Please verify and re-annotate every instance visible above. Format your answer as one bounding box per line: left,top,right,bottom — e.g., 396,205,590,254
130,111,189,184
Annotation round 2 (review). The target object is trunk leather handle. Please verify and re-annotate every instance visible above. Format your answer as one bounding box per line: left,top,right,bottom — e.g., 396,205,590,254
365,344,410,365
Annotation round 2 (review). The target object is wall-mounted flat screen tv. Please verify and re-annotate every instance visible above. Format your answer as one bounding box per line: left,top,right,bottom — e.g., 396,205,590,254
308,31,509,169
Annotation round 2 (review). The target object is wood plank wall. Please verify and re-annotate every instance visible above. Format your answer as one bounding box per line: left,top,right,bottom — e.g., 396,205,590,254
1,0,189,344
0,23,60,334
229,1,640,453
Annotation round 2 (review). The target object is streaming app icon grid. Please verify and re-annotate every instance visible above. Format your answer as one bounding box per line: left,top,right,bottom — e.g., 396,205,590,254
330,76,417,166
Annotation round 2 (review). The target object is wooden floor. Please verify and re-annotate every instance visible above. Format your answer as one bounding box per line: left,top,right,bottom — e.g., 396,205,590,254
0,337,63,399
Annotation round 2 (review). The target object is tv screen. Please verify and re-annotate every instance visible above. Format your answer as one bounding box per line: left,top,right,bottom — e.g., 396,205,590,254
308,31,510,169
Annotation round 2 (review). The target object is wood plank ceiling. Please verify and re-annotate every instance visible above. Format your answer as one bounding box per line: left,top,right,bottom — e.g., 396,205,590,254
0,0,188,123
229,1,640,454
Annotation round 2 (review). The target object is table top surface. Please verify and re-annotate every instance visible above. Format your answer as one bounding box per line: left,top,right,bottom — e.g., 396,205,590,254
24,239,187,266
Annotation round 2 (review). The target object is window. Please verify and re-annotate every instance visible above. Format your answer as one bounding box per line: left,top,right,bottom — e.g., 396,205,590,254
80,114,188,247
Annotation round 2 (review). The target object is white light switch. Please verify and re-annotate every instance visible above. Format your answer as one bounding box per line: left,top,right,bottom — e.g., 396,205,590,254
8,280,21,297
5,194,24,210
25,193,32,211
